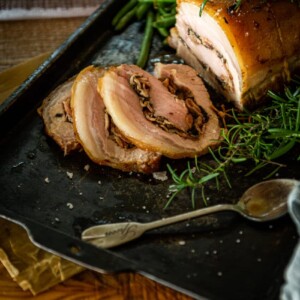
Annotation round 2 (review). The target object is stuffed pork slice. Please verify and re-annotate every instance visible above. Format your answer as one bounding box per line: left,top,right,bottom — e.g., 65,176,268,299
38,77,80,155
98,64,222,159
71,65,161,174
171,0,300,110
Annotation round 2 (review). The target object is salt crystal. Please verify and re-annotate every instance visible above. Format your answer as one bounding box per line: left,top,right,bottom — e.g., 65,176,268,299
152,171,168,181
84,164,90,171
44,177,50,183
67,202,74,209
178,240,186,246
66,171,73,179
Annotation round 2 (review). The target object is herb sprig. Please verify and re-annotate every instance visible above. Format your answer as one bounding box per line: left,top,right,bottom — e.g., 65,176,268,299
167,78,300,208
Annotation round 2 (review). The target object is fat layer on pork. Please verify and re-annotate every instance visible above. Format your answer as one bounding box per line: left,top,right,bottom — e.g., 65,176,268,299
170,0,300,109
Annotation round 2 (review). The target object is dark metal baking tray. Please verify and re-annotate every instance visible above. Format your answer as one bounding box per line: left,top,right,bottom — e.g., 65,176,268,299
0,1,299,299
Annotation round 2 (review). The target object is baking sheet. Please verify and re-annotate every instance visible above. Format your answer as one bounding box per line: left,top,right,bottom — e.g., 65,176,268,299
0,1,299,299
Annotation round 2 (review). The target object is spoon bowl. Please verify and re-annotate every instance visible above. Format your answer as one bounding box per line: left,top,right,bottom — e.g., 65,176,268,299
236,178,298,221
82,178,299,249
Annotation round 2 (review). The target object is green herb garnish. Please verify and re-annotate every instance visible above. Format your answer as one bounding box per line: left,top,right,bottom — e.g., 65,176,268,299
199,0,209,16
167,78,300,208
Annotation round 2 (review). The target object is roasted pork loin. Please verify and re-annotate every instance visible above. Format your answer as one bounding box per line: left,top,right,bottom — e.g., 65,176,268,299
169,0,300,110
71,66,161,174
38,77,81,155
98,63,221,158
39,63,222,173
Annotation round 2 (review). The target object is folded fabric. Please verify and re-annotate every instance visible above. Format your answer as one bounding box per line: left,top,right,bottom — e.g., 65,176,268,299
0,218,84,295
281,183,300,300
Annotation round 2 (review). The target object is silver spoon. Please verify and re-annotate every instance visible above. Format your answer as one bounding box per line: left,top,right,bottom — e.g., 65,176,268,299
81,178,299,249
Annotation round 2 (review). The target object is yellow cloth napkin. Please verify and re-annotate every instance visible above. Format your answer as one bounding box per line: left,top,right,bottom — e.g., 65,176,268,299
0,52,50,104
0,218,84,295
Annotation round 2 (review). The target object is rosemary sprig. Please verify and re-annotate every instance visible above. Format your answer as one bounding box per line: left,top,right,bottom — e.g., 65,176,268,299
166,158,220,208
167,78,300,208
199,0,209,16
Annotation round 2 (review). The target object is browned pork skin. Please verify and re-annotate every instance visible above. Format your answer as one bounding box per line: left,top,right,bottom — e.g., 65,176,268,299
38,77,80,155
71,66,161,174
170,0,300,110
98,64,221,159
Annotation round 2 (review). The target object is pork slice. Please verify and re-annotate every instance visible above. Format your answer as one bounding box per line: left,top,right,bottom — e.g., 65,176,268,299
118,64,192,132
98,64,221,158
171,0,300,110
71,65,161,174
38,77,80,155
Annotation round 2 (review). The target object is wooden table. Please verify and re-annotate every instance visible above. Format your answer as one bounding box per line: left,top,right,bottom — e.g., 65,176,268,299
0,15,192,300
0,260,190,300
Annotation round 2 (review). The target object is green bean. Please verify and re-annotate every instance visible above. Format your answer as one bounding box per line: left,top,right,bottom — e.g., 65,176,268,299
115,6,138,31
153,15,175,28
112,0,176,67
158,7,169,16
157,27,169,37
157,6,176,16
136,3,152,20
112,0,138,27
136,10,154,68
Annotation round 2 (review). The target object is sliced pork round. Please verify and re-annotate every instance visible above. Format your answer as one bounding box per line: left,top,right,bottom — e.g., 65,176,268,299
38,77,80,155
98,64,221,159
71,65,161,174
170,0,300,110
